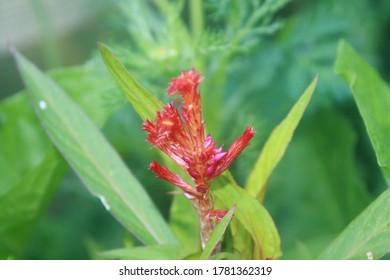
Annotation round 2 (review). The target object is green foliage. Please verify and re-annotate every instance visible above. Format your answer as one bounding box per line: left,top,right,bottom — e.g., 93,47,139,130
335,40,390,182
98,43,164,121
169,194,200,254
14,51,177,246
214,173,281,259
267,109,373,259
200,206,235,260
0,63,120,259
319,188,390,259
246,76,317,202
315,40,390,260
4,0,390,260
0,149,67,258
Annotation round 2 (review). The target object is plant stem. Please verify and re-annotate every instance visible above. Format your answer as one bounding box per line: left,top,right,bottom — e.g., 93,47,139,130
192,188,220,254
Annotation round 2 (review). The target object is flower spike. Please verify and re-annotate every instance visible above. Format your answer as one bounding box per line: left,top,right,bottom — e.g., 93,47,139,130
143,69,255,250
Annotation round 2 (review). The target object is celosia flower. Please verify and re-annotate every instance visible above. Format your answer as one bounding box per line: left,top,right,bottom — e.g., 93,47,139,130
143,69,255,248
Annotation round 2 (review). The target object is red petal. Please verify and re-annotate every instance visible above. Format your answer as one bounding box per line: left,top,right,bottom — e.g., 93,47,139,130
211,126,255,179
167,69,203,95
149,161,195,194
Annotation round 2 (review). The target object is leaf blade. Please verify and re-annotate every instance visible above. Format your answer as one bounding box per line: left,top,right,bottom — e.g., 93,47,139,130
335,40,390,181
214,172,282,259
318,188,390,259
200,206,236,260
14,51,178,246
245,76,318,201
98,43,164,121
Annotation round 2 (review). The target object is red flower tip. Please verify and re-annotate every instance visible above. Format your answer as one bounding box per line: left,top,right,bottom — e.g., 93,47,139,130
149,161,194,194
210,126,256,179
167,69,203,96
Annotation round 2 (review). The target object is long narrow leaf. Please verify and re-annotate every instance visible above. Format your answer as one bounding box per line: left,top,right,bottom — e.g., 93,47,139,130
334,40,390,181
14,51,178,246
200,206,235,260
245,76,318,201
214,172,281,259
98,43,164,121
319,188,390,259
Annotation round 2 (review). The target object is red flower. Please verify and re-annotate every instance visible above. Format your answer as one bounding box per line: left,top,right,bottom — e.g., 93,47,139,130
143,69,255,247
143,69,255,190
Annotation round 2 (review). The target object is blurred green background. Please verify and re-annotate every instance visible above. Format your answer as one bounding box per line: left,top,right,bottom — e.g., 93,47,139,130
1,0,389,259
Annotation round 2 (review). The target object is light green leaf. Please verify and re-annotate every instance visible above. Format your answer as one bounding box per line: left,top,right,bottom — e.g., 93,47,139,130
98,43,164,121
335,40,390,181
229,218,254,259
0,63,124,258
99,245,188,260
319,188,390,259
14,51,178,246
169,194,201,254
0,149,67,258
214,172,281,259
245,76,318,201
200,206,235,260
49,65,124,127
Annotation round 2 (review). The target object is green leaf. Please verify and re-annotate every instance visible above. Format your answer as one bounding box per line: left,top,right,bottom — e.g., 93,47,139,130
245,76,318,201
335,40,390,181
200,206,236,260
0,64,123,258
14,51,178,246
318,188,390,259
98,43,164,121
99,245,188,260
229,218,254,259
49,65,124,127
169,194,201,254
0,149,67,258
214,172,281,259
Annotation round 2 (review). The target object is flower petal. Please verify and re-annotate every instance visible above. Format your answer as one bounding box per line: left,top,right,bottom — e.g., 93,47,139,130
212,126,256,179
149,161,195,194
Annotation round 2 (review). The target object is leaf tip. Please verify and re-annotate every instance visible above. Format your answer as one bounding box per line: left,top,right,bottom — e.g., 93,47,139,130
5,37,17,55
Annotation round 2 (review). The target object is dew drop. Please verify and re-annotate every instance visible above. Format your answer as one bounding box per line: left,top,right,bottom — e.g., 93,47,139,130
366,251,373,260
39,100,47,110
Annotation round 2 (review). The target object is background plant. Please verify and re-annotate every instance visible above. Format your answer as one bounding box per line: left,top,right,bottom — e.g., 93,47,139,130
1,0,389,259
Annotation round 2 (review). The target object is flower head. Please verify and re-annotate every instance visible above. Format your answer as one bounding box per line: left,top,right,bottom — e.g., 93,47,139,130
143,69,255,249
143,69,255,192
